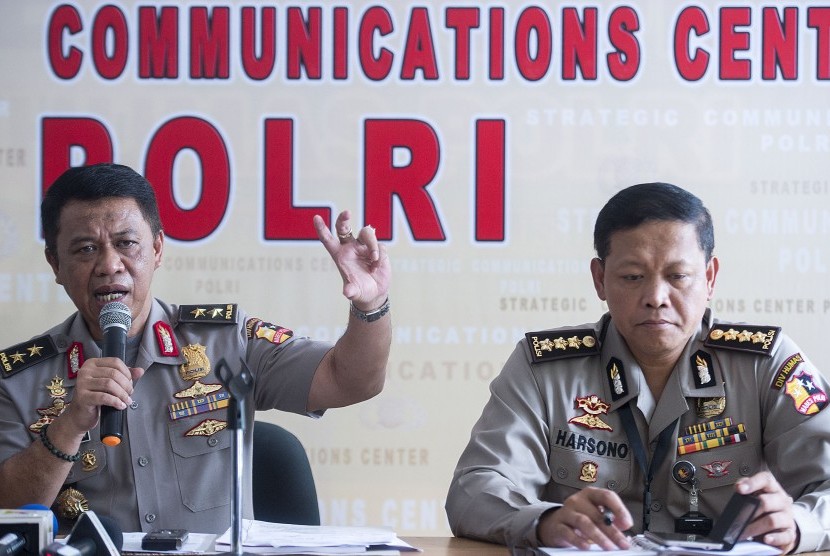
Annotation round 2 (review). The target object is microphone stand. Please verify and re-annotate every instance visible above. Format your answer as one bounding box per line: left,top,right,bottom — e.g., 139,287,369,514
216,358,255,556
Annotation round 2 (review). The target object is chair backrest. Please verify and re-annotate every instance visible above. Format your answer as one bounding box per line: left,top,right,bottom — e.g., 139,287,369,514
252,420,321,525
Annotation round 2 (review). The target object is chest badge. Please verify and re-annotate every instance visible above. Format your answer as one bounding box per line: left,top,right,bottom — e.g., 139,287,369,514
179,344,211,381
568,395,613,431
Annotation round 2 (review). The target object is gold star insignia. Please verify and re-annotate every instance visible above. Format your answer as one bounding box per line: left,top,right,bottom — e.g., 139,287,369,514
210,308,224,318
737,330,752,342
10,352,25,363
567,336,582,348
751,332,767,344
553,338,568,350
723,328,739,341
190,308,206,318
27,344,44,357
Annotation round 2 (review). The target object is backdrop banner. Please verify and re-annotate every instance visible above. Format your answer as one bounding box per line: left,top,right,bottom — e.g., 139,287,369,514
1,1,829,535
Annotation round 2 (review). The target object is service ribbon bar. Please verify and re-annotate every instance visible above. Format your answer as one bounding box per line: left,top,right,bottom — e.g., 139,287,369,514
678,424,745,447
685,417,733,435
677,432,747,456
168,391,230,421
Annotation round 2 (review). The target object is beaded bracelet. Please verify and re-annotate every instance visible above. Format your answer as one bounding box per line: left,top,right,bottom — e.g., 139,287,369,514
39,423,82,463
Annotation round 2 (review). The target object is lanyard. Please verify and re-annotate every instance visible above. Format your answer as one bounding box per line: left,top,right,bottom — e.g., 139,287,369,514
618,401,678,532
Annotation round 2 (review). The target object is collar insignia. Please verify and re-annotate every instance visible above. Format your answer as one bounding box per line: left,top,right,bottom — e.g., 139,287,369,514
154,321,179,356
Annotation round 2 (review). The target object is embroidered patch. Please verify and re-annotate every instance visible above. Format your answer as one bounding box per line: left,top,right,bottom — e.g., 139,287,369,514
66,342,84,379
247,319,293,345
524,329,599,363
568,395,613,431
606,357,628,401
0,335,59,379
704,324,780,356
154,321,179,357
772,353,804,390
784,369,828,415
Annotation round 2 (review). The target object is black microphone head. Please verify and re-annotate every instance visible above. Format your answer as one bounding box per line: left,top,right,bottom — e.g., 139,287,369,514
93,516,121,552
63,512,122,556
98,302,131,333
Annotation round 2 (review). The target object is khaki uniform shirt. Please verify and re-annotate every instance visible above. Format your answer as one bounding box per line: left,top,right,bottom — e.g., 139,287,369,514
446,309,830,552
0,299,331,534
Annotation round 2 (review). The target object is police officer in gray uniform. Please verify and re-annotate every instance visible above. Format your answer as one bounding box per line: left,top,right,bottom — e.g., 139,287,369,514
0,163,392,533
446,183,830,554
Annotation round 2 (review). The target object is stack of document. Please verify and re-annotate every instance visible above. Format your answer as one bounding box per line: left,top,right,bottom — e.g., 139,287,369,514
215,520,418,555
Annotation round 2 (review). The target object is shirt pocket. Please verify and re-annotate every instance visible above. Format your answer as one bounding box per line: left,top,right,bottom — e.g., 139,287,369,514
549,434,634,495
683,441,762,491
168,416,232,512
64,439,108,484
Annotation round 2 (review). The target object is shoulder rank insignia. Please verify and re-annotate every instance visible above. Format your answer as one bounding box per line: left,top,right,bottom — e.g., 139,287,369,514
0,335,59,379
704,323,780,356
178,304,238,324
525,329,599,364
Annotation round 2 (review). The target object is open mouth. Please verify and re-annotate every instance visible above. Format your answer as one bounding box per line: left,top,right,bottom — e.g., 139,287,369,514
96,291,127,303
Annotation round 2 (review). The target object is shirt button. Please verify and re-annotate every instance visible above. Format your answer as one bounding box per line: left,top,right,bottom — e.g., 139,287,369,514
145,513,156,523
739,464,752,476
138,456,149,466
556,467,568,479
650,501,663,512
606,480,618,490
130,401,139,410
207,437,219,447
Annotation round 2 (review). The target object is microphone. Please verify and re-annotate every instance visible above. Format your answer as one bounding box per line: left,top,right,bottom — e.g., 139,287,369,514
98,302,132,447
41,512,121,556
0,506,55,556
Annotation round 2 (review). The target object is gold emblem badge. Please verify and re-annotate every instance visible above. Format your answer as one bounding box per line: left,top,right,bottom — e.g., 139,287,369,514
568,395,613,431
185,419,228,437
175,381,223,399
179,344,210,381
46,377,67,398
55,486,89,521
81,450,98,472
579,461,599,483
697,396,726,418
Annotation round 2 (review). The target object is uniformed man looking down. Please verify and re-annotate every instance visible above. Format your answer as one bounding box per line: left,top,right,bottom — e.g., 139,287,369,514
446,182,830,554
0,163,392,533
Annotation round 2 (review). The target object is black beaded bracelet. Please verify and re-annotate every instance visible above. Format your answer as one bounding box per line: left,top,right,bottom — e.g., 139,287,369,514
39,423,82,463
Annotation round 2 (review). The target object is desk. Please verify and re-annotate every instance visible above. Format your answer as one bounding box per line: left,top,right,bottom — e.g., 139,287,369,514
401,537,830,555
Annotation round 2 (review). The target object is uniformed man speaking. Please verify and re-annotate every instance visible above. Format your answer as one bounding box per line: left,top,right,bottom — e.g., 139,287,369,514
0,163,392,533
446,182,830,554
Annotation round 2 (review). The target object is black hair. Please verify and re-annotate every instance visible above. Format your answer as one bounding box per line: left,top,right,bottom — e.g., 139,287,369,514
593,182,714,261
41,163,163,254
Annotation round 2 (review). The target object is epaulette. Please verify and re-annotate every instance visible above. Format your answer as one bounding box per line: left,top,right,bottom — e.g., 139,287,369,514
178,304,238,324
0,335,60,379
704,322,781,357
525,328,600,364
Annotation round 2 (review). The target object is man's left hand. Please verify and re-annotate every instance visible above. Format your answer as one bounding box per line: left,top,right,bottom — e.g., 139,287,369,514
737,471,798,554
314,210,390,310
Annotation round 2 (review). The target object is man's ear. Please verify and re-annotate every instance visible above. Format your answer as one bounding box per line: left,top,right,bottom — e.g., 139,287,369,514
590,257,607,301
45,248,62,285
153,230,165,270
